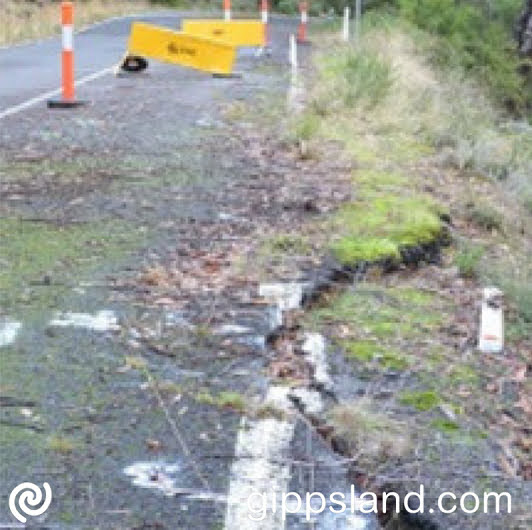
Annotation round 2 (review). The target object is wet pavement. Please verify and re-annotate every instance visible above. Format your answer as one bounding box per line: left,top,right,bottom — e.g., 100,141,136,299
0,12,375,530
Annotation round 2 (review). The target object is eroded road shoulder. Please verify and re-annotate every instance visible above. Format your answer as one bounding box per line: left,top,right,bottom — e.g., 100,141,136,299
0,15,374,530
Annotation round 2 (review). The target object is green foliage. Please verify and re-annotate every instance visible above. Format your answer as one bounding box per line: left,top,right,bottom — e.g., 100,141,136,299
196,390,246,412
431,418,460,433
331,193,443,266
271,0,340,15
292,111,321,140
318,48,394,111
332,237,400,264
275,0,300,14
309,284,444,341
343,340,383,362
454,242,484,278
486,263,532,327
466,202,503,231
396,0,527,111
0,217,144,308
400,390,441,411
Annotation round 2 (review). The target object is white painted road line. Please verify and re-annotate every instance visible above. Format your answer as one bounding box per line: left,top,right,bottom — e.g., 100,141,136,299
0,66,114,120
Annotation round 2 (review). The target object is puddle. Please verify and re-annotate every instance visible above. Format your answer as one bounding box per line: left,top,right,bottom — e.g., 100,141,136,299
164,310,193,328
123,461,180,496
0,320,22,347
287,494,372,529
214,324,254,335
124,461,228,503
235,334,266,350
49,310,119,331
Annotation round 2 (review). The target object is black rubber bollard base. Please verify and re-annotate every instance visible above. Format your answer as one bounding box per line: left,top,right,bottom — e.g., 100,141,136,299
212,72,243,79
47,100,87,109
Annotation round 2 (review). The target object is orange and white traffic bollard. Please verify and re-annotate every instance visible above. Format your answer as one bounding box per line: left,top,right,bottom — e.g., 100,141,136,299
297,2,309,43
48,1,85,108
224,0,231,21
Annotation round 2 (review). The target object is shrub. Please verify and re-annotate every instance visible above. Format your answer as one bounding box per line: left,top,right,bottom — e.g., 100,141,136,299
455,242,484,278
318,48,394,110
466,202,503,231
395,0,527,111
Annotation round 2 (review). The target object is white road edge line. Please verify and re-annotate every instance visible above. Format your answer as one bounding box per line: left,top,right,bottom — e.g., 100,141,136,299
0,66,114,120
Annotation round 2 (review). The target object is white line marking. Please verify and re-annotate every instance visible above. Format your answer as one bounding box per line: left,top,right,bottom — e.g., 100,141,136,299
49,310,119,331
0,66,114,120
0,320,22,347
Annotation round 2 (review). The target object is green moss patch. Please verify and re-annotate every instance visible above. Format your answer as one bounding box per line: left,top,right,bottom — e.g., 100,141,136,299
0,217,145,309
399,390,441,411
343,340,383,362
196,390,246,412
331,191,444,267
431,418,460,433
309,284,445,340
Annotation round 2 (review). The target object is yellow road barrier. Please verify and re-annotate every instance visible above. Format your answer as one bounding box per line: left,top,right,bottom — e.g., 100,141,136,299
182,20,265,47
126,22,236,75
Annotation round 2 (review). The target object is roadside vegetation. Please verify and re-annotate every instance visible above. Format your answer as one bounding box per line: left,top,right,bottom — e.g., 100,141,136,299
245,2,531,515
297,13,532,333
0,0,155,45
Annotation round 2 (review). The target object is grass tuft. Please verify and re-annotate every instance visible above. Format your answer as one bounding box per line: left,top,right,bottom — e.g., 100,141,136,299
329,400,410,464
399,390,441,411
196,390,246,412
48,435,77,454
454,243,484,278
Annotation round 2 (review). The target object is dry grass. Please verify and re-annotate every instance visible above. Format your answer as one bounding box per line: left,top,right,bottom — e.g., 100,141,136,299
301,21,532,329
0,0,155,46
329,400,411,466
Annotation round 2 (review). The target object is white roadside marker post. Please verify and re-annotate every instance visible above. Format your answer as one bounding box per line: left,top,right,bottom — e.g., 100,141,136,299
478,287,504,353
288,33,300,111
342,6,350,42
290,34,298,74
355,0,362,44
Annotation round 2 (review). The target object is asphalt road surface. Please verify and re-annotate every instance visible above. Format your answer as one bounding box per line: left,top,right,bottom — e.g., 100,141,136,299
0,11,380,530
0,11,281,116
